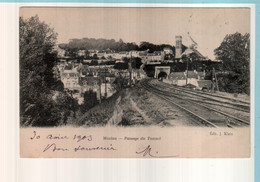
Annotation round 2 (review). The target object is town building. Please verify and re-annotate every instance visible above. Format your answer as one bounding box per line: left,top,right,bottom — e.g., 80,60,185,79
141,51,164,64
168,70,209,90
100,83,116,98
60,65,81,91
163,47,173,55
78,50,86,57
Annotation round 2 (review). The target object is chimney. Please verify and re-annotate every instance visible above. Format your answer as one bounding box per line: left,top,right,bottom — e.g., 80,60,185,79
175,36,182,58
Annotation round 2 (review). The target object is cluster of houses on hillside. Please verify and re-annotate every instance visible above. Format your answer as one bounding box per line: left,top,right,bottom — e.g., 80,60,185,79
57,47,173,65
56,36,216,104
56,35,209,66
56,61,146,104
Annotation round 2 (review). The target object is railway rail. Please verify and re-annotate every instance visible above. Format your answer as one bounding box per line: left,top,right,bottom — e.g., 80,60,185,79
149,79,250,113
140,79,250,127
151,79,250,105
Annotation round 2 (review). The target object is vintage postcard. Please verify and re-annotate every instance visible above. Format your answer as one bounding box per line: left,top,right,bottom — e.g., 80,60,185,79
19,7,252,158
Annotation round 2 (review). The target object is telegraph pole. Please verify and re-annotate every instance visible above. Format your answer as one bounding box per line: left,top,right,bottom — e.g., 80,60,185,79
212,67,219,92
104,63,107,98
186,57,189,85
99,63,102,103
212,67,215,92
129,52,133,87
215,70,219,91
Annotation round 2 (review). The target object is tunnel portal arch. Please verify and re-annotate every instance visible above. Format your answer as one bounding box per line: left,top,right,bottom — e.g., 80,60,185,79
154,66,171,79
158,72,168,79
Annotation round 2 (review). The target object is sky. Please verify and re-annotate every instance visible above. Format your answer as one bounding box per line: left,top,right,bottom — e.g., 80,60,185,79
20,7,250,60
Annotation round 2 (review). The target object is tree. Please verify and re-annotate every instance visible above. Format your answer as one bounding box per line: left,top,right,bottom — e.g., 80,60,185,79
214,32,250,94
58,38,176,53
65,47,78,58
114,62,128,70
84,49,90,58
186,52,204,71
80,90,99,113
113,75,129,91
20,16,78,126
90,60,98,66
55,92,79,124
215,33,250,73
93,53,98,60
122,57,130,63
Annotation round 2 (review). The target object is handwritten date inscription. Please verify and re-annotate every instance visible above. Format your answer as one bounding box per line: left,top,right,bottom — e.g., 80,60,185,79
30,131,92,142
28,131,176,158
30,131,116,153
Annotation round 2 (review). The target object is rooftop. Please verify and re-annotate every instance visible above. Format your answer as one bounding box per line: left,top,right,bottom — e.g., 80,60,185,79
79,77,99,86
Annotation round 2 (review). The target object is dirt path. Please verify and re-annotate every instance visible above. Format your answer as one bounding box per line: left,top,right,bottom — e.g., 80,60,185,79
130,85,201,127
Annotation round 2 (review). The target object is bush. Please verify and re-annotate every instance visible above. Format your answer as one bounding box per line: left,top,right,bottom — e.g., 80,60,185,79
216,72,250,94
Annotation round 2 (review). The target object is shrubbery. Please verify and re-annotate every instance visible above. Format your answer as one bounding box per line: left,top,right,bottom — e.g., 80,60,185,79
20,16,79,126
214,32,250,95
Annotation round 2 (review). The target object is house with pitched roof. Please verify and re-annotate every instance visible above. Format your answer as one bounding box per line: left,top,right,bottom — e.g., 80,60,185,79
60,65,81,91
168,70,209,89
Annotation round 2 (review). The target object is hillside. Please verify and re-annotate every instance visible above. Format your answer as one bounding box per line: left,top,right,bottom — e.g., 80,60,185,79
73,82,198,127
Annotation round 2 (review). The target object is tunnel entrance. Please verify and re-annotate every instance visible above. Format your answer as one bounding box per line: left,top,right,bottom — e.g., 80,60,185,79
158,72,168,79
154,66,170,79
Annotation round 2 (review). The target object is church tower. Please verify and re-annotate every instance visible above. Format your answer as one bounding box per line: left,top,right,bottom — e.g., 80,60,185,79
175,35,182,58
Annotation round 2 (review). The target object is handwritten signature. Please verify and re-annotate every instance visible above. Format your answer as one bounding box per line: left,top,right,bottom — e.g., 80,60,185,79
43,143,69,152
43,143,117,153
136,145,178,158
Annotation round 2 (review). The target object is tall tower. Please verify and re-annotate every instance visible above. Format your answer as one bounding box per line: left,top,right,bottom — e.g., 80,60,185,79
175,36,182,58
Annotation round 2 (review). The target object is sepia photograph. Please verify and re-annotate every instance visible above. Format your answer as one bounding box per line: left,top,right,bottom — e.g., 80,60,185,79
19,7,252,158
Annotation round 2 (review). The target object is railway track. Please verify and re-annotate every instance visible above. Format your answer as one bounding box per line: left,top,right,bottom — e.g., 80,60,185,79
140,79,250,127
149,79,250,113
151,79,250,105
141,83,218,128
